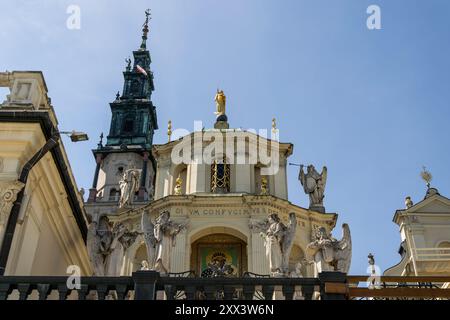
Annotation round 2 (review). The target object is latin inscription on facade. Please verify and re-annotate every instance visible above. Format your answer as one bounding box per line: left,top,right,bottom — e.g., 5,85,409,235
173,207,281,217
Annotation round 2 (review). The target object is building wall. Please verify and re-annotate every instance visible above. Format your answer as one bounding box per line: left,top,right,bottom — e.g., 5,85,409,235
95,152,153,202
385,194,450,276
117,195,337,277
0,71,91,276
0,122,91,275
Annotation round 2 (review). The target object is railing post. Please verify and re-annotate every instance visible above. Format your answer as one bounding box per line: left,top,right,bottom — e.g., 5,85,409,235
132,271,160,300
318,272,348,300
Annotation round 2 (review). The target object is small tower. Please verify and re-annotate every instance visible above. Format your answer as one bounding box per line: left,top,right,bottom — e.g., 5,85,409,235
85,10,158,219
384,168,450,276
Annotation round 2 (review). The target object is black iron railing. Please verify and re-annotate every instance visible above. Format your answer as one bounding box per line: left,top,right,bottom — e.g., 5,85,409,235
347,275,450,300
158,276,320,300
0,276,134,300
0,271,336,300
2,272,448,300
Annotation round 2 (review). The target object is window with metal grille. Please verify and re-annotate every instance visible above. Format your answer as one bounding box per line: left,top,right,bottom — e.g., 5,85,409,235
211,158,230,193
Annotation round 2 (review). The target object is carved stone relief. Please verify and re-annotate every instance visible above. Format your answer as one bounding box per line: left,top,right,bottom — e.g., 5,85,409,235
0,180,25,226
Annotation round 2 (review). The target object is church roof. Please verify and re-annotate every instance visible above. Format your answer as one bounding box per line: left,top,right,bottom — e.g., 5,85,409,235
393,189,450,224
153,129,294,158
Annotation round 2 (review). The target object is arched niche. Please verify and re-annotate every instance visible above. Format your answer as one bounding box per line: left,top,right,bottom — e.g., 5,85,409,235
438,241,450,248
438,241,450,256
189,226,248,244
190,230,248,277
171,163,188,195
131,243,148,272
289,244,308,276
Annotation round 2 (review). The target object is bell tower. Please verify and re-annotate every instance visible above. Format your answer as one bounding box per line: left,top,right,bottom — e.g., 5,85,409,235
85,10,158,219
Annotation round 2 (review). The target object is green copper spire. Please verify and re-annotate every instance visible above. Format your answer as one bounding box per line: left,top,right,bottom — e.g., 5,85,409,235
140,9,151,50
103,8,158,150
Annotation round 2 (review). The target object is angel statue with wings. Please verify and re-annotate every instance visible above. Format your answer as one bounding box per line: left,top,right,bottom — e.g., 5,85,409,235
141,210,187,274
306,224,352,277
106,222,139,276
249,213,297,276
298,164,327,210
86,215,113,276
118,168,141,208
141,210,157,270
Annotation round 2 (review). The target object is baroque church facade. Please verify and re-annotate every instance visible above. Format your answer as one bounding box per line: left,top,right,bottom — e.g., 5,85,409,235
0,12,449,286
83,15,339,278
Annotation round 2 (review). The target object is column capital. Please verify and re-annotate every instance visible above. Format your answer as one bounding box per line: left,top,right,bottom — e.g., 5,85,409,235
0,181,25,226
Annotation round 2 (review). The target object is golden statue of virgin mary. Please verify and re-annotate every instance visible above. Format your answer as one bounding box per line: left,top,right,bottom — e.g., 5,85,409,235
214,89,226,116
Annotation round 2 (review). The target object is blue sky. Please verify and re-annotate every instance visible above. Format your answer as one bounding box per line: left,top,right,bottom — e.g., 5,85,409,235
1,0,450,275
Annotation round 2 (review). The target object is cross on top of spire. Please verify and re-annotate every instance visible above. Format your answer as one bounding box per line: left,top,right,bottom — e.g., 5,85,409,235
140,9,151,50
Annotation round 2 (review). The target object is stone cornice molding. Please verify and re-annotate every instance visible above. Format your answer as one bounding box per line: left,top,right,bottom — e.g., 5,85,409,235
109,194,337,231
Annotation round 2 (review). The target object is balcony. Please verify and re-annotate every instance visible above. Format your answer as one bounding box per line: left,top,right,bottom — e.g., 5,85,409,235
413,248,450,262
1,272,449,300
0,272,333,300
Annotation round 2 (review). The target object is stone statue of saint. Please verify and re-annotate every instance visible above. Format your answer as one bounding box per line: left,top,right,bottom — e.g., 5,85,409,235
405,196,413,209
125,57,131,71
249,212,297,276
265,214,284,276
298,164,327,210
106,223,127,276
86,215,113,276
277,213,297,275
118,169,141,208
140,260,150,271
289,261,304,278
154,211,186,274
306,224,352,277
87,220,105,276
106,222,138,276
214,89,226,116
141,210,157,269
